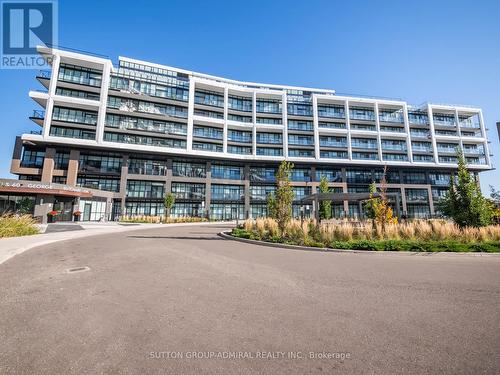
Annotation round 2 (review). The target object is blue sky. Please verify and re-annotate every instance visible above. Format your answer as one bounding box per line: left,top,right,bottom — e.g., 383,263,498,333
0,0,499,192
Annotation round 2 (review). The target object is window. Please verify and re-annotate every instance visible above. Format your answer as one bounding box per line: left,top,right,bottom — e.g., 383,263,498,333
210,203,245,220
379,110,403,123
192,142,223,152
109,76,189,101
256,117,282,125
52,107,98,125
54,152,70,169
256,133,282,144
55,87,100,101
287,103,312,116
211,184,244,200
288,134,314,146
256,147,283,156
171,202,204,218
408,112,428,125
250,185,275,201
320,150,348,159
403,172,426,184
105,114,186,135
316,169,342,182
288,120,313,131
352,152,378,160
171,183,205,200
58,64,102,87
211,165,243,180
107,96,188,118
129,159,167,176
125,201,164,216
228,130,252,143
249,167,276,182
194,90,224,107
77,177,120,192
228,95,252,112
320,136,347,148
289,149,314,157
227,114,252,123
104,132,186,149
172,161,206,178
50,126,96,140
318,121,346,129
351,138,377,149
349,107,375,121
193,126,223,140
194,109,224,119
346,170,372,183
433,113,456,126
21,150,44,168
317,104,345,119
79,154,122,174
228,145,252,155
256,99,281,114
127,180,164,198
382,153,408,161
290,169,311,182
381,139,407,151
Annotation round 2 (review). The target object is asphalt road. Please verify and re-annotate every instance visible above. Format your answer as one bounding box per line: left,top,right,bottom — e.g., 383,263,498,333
1,224,499,375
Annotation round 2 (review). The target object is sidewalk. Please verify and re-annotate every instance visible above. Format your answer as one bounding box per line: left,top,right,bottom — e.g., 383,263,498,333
0,221,233,265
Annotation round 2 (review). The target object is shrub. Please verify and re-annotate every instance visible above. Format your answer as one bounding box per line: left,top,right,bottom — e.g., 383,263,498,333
0,214,39,238
234,218,500,252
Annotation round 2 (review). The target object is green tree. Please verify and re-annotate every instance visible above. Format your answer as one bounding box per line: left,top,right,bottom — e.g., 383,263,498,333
319,175,332,220
363,167,396,232
266,192,277,219
275,161,295,234
438,150,492,227
163,192,176,220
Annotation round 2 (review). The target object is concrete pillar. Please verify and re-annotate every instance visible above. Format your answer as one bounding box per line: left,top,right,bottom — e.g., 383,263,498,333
119,155,129,215
401,187,407,215
427,186,435,216
205,161,212,219
66,150,80,186
10,136,23,173
41,147,56,183
244,164,250,219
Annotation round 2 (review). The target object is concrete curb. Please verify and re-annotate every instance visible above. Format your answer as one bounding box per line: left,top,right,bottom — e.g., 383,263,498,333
218,231,500,257
0,221,233,266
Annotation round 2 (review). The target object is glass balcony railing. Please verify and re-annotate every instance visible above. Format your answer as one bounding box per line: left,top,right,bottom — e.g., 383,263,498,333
37,70,51,79
31,110,45,119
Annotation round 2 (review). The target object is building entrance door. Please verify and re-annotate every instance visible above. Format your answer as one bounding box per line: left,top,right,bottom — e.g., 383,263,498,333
53,197,74,221
83,203,92,221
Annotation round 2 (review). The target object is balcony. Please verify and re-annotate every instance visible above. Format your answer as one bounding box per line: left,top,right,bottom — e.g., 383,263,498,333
29,110,45,126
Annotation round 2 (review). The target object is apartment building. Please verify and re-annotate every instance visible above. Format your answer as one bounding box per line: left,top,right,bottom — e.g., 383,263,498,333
6,46,493,221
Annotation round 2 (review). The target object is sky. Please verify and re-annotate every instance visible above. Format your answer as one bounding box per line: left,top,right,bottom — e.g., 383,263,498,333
0,0,499,193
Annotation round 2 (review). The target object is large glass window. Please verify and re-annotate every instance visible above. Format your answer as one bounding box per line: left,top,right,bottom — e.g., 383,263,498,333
172,161,206,178
52,107,98,125
109,76,189,101
256,133,282,144
408,111,428,125
54,152,70,169
128,158,167,175
288,120,313,131
228,129,252,143
351,138,378,149
320,150,348,159
79,154,122,174
319,136,347,148
105,114,187,135
77,177,120,192
127,180,164,198
211,184,244,200
125,201,164,216
193,126,223,140
288,134,314,146
349,107,375,121
250,185,275,201
317,104,345,119
381,139,407,151
58,64,102,87
287,103,312,116
403,171,427,184
433,113,456,126
256,148,283,156
55,87,100,101
256,99,281,114
192,142,223,153
171,183,205,200
289,149,314,157
104,132,186,149
171,202,204,218
21,150,44,168
107,96,188,118
228,145,252,155
50,126,96,140
211,165,243,180
346,170,372,183
194,90,224,107
352,152,378,160
228,95,252,112
227,114,252,123
249,167,276,182
290,169,311,182
379,110,404,123
210,203,245,220
316,169,342,182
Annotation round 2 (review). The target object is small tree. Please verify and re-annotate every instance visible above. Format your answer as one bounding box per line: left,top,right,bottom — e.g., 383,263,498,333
275,161,294,234
439,150,492,227
319,175,332,220
163,192,176,220
266,192,277,219
363,167,396,232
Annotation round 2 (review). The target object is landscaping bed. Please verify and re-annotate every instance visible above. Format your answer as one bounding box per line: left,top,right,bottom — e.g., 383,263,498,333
231,219,500,253
0,214,39,238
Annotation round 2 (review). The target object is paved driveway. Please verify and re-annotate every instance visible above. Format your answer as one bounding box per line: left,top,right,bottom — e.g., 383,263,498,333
1,224,499,374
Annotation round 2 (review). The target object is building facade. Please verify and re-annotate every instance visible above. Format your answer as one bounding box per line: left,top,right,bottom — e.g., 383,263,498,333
8,46,493,221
